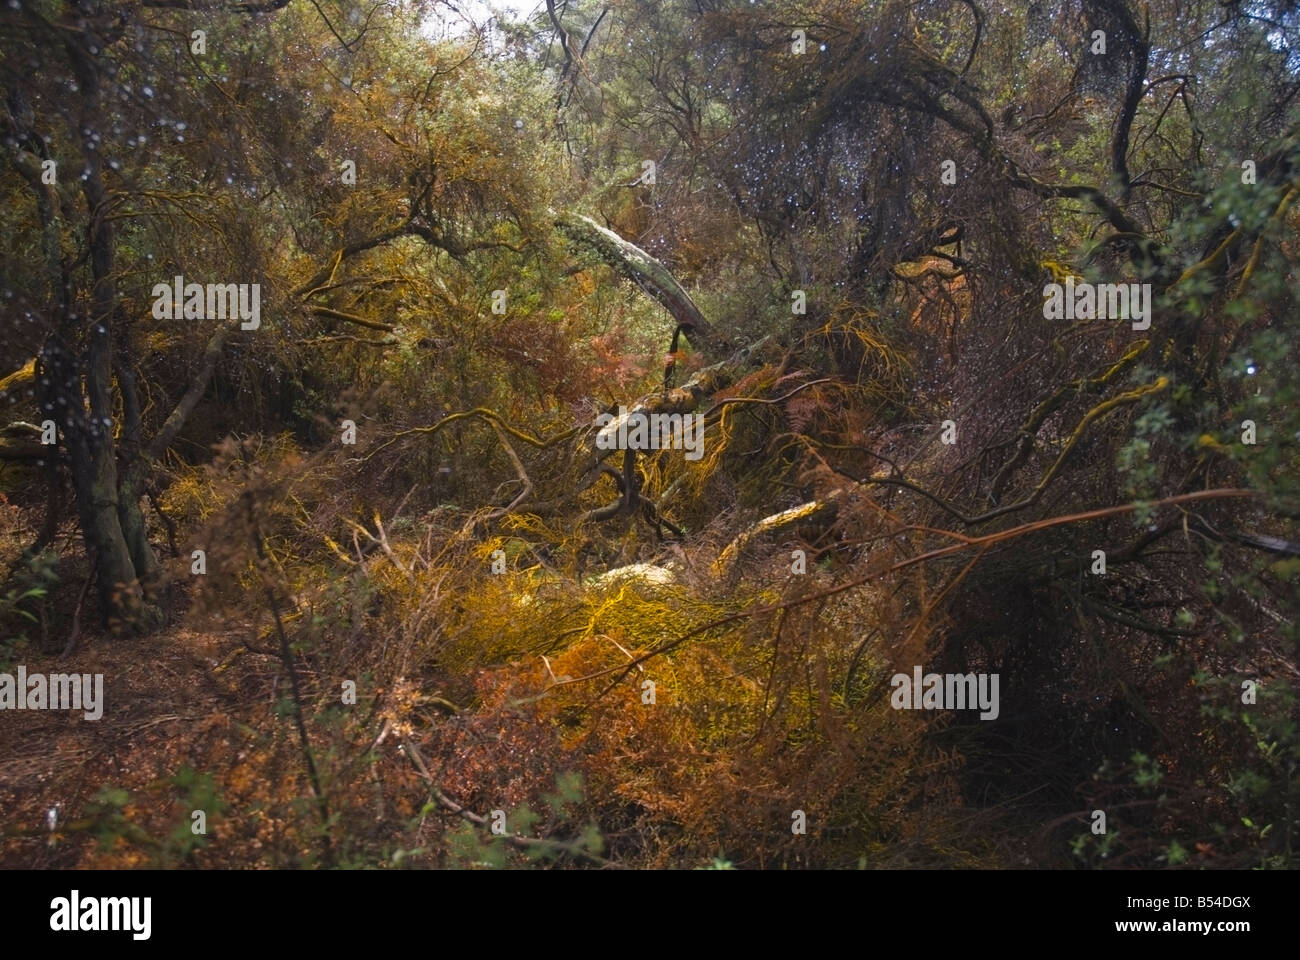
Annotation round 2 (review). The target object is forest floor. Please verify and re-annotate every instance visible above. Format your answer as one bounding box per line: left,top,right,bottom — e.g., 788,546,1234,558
0,613,259,867
0,572,436,869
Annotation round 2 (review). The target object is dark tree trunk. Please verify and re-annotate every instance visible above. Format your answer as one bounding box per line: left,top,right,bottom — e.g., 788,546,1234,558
116,354,163,598
41,333,147,631
63,14,159,632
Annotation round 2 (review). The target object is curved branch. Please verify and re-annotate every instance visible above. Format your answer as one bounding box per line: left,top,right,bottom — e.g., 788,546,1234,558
988,340,1150,504
308,305,396,332
954,0,983,77
485,420,534,520
362,407,580,463
868,376,1170,526
713,489,843,577
1111,2,1152,198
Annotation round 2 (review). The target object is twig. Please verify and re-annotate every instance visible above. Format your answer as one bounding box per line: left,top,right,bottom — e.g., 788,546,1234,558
60,562,95,658
244,492,334,867
399,735,617,868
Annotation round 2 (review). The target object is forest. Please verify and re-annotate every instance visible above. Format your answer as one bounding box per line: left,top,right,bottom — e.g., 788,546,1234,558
0,0,1297,871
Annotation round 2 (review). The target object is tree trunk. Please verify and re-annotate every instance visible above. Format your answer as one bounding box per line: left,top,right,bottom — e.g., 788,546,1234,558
116,353,163,597
41,334,148,632
7,11,245,632
64,19,159,632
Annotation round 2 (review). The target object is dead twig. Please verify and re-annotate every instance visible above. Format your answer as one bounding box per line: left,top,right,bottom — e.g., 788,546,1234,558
399,735,618,868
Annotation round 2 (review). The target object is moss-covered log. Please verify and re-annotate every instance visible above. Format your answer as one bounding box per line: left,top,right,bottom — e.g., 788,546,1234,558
713,489,843,577
0,421,44,460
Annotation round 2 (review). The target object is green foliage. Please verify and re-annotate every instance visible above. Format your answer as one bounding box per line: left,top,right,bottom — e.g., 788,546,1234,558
0,550,57,667
443,773,604,869
77,770,226,868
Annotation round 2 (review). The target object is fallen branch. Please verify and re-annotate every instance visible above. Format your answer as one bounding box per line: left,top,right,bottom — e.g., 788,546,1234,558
0,421,45,460
589,488,1260,696
555,212,720,354
714,490,843,577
